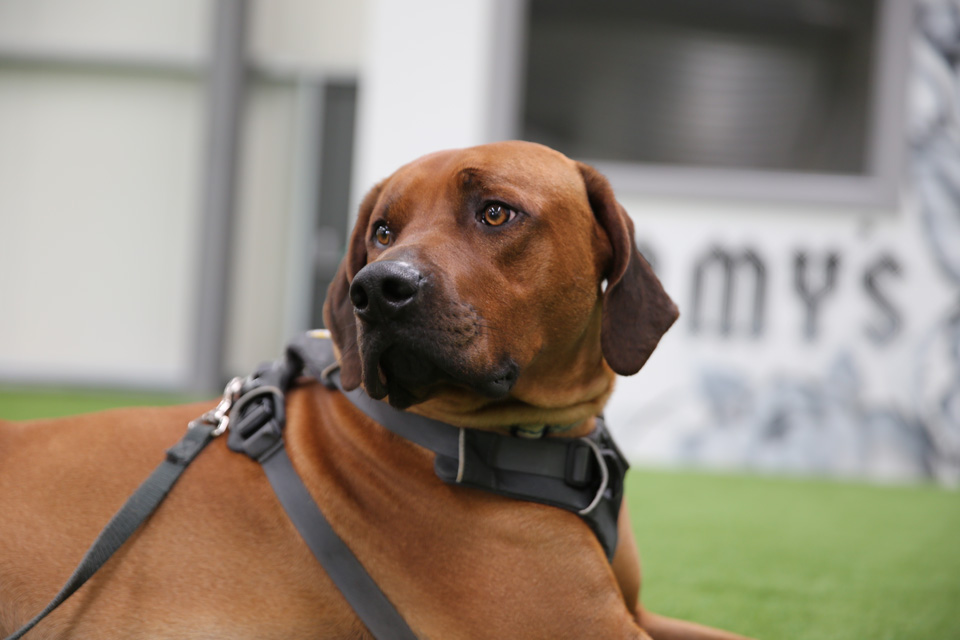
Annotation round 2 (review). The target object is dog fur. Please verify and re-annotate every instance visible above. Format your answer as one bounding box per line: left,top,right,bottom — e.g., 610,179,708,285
0,141,752,639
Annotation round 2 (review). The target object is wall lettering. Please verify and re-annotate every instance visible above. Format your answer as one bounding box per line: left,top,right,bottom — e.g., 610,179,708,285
794,251,840,341
690,247,766,338
685,244,904,345
863,254,903,345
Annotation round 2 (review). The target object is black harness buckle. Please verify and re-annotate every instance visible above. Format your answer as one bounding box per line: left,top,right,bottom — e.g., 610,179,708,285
565,440,598,489
565,423,627,490
227,385,287,461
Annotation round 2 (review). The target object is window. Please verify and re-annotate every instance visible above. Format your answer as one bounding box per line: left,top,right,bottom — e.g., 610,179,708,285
515,0,912,205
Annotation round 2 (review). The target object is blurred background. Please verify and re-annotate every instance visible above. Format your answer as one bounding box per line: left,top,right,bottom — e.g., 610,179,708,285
3,3,960,637
1,0,958,487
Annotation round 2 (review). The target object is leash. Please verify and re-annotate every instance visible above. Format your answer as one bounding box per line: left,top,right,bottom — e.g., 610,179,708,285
6,331,628,640
4,360,416,640
2,382,241,640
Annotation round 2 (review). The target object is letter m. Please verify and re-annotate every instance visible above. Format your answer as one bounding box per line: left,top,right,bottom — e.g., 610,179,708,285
690,247,766,337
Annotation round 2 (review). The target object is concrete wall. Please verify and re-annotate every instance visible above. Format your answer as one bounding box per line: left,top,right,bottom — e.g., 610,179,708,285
353,0,510,199
351,0,959,483
0,0,367,388
0,62,205,387
3,0,956,482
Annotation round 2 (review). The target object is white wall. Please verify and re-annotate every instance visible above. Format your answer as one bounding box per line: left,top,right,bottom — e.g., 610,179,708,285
353,0,504,201
249,0,366,75
2,0,953,482
0,67,204,387
224,82,298,376
604,190,955,481
349,0,957,482
0,0,211,61
0,0,367,389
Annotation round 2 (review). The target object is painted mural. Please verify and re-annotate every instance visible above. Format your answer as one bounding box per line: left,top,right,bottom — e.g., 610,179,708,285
913,0,960,484
608,1,960,485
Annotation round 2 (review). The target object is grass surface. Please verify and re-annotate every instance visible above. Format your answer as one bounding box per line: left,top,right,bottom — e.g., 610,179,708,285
0,386,199,421
3,389,959,640
626,470,960,640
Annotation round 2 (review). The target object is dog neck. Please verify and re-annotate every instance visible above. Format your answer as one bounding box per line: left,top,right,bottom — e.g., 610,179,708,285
404,326,616,439
405,379,613,438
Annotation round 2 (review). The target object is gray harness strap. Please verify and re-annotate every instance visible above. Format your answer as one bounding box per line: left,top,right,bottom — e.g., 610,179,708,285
7,331,628,640
3,424,217,640
225,335,627,639
290,333,629,560
226,369,418,640
259,447,417,639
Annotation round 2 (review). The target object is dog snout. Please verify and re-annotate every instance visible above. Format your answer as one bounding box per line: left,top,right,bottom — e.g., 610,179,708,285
350,261,423,322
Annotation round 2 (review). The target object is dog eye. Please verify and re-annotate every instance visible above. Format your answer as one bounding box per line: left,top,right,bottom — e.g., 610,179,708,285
478,203,517,227
373,222,392,246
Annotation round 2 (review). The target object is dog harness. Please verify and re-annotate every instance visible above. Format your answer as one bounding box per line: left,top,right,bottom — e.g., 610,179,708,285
7,331,629,640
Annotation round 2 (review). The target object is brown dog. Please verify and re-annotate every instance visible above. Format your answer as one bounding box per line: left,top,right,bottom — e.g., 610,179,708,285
0,141,752,639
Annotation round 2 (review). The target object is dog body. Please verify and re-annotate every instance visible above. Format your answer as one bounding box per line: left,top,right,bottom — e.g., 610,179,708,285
0,142,750,639
0,391,640,639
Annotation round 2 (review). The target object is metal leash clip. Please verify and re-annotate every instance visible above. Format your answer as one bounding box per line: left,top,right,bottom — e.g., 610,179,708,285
189,376,245,437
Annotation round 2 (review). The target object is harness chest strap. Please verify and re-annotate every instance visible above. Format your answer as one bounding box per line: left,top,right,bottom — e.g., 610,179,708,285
225,334,629,639
288,332,630,559
225,379,417,640
6,332,629,640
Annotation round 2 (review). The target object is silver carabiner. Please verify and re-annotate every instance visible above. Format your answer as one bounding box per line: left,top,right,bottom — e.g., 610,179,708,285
211,376,245,436
190,376,244,437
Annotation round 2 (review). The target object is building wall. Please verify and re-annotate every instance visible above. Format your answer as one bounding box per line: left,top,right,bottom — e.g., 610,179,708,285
0,0,367,388
352,0,507,199
0,64,205,387
352,0,959,483
607,189,956,482
2,0,955,482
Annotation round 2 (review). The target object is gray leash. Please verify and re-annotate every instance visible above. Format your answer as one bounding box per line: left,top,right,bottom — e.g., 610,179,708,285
3,417,223,640
8,330,628,639
6,366,416,640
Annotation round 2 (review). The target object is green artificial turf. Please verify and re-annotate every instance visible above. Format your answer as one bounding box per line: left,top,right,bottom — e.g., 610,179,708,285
626,470,960,640
2,388,958,640
0,386,200,421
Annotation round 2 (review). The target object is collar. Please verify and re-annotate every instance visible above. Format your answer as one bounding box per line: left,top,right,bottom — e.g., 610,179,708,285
257,331,631,560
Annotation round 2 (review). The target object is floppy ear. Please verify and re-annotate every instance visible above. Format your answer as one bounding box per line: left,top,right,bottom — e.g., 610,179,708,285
577,162,679,375
322,182,384,390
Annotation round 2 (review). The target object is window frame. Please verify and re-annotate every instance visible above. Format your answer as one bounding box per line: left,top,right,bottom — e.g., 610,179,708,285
490,0,914,208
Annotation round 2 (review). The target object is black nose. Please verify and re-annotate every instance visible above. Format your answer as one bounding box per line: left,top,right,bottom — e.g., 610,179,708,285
350,261,423,321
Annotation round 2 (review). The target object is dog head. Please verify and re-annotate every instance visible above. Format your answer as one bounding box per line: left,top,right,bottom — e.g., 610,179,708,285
324,141,677,427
